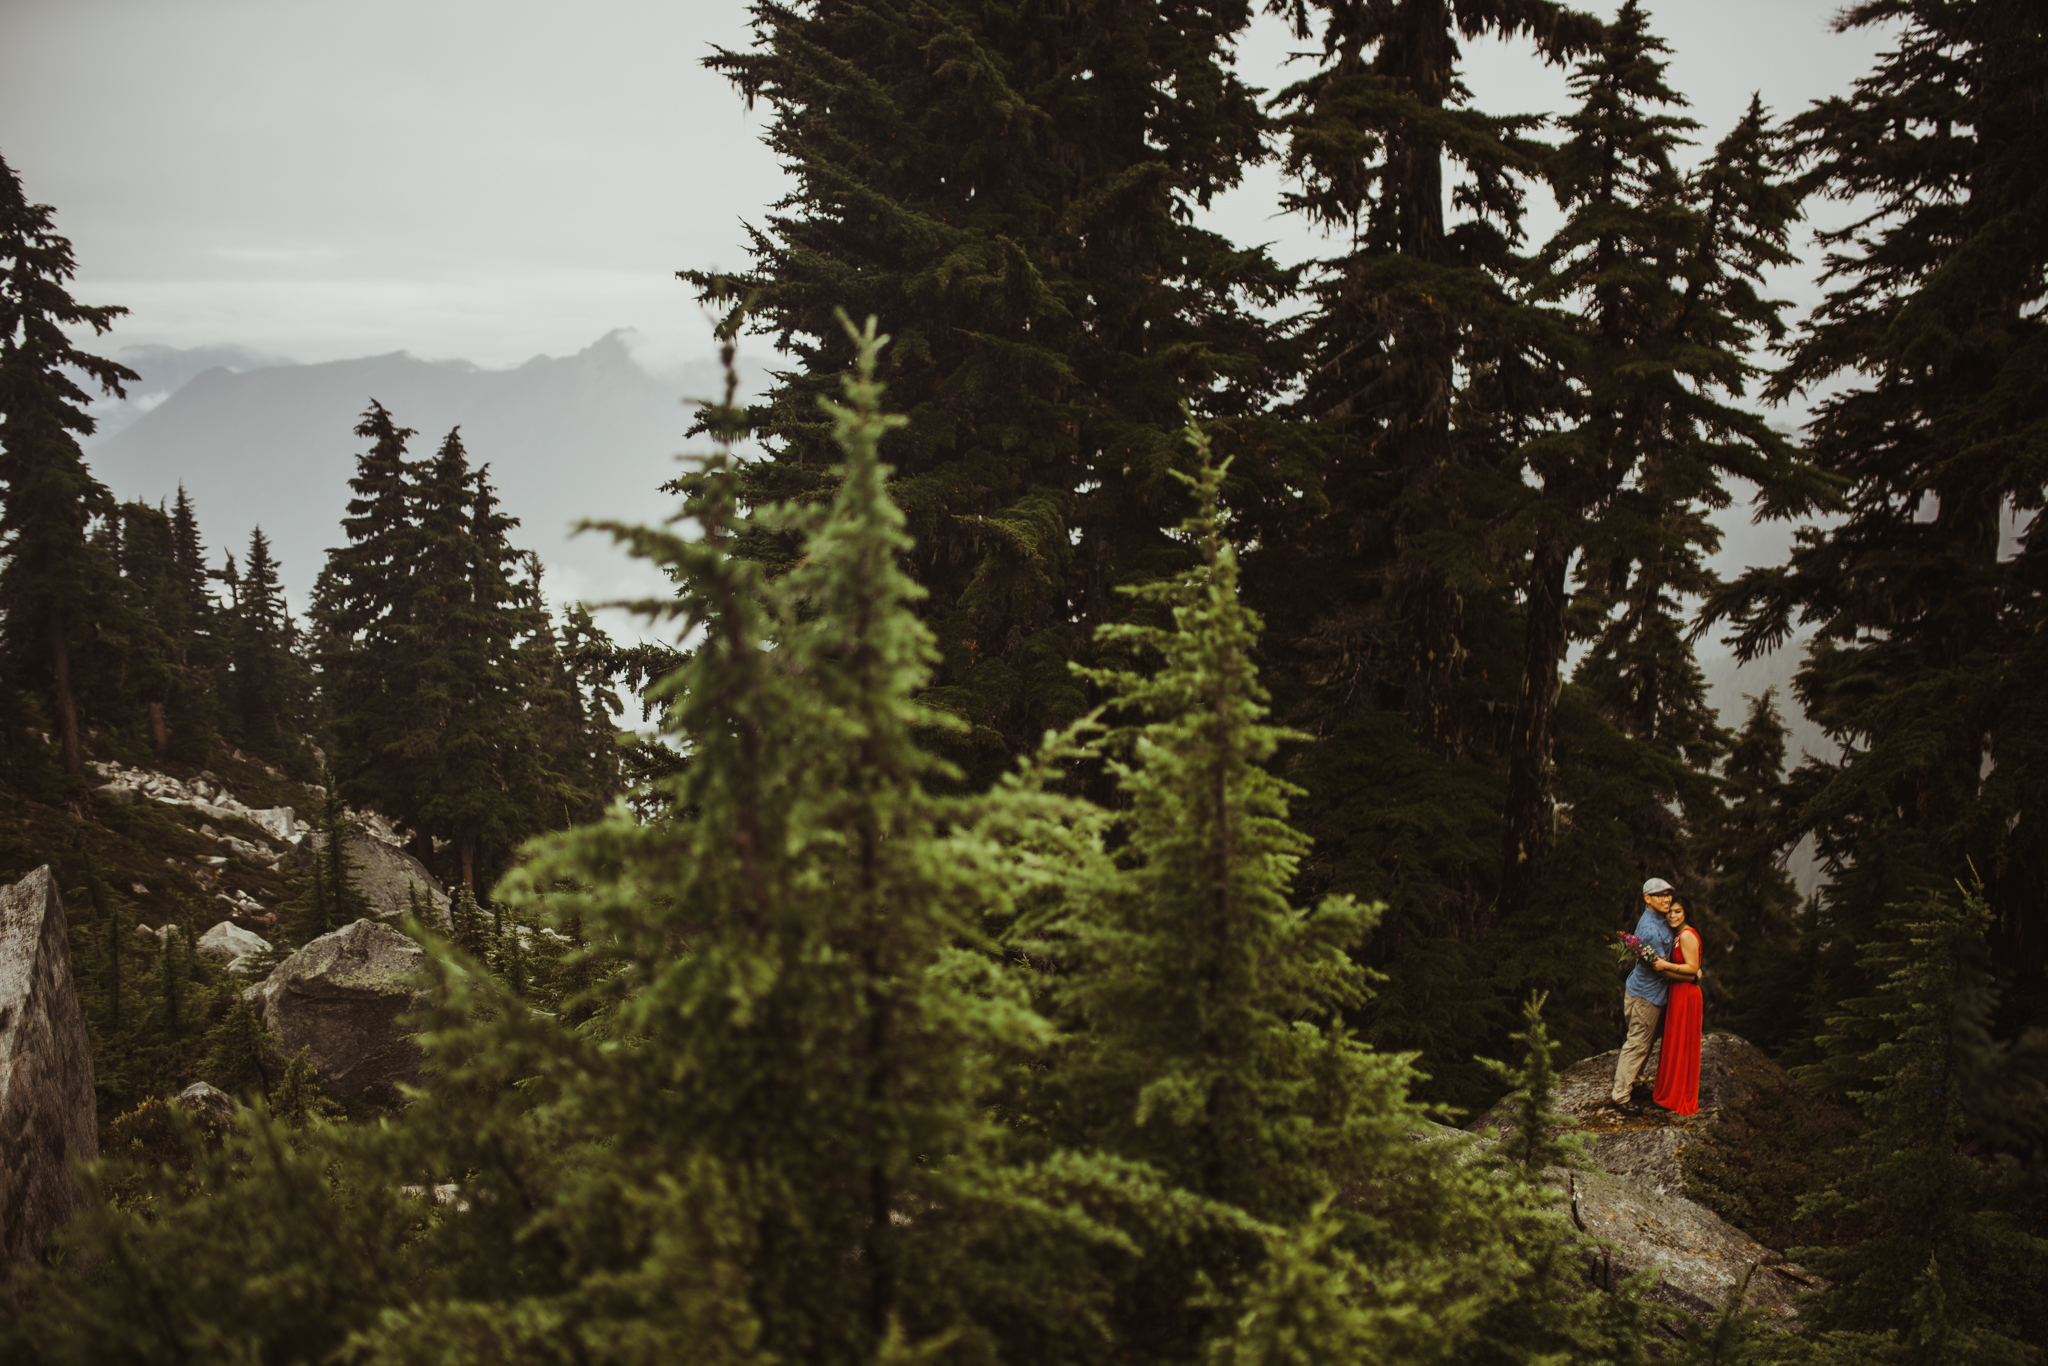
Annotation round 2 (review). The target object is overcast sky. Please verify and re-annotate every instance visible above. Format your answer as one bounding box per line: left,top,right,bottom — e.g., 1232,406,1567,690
5,0,1889,374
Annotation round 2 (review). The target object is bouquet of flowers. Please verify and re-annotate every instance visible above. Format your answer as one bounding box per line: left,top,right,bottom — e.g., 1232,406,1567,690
1613,932,1660,970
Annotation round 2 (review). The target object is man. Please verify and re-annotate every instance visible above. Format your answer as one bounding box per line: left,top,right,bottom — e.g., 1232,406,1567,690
1610,877,1678,1113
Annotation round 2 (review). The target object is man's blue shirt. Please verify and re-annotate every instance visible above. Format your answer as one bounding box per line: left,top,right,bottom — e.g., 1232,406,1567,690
1625,906,1675,1007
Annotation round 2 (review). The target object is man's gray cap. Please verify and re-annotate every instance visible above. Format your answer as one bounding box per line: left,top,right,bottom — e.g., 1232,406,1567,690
1643,877,1675,896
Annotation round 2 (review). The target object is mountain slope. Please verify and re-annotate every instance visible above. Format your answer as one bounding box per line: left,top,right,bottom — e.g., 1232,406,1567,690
85,333,756,612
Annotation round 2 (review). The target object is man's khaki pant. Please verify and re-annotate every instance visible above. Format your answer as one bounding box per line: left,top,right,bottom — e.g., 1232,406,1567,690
1612,992,1663,1102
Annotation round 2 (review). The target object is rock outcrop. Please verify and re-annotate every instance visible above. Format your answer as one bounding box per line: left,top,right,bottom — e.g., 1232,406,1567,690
1467,1033,1820,1329
197,920,273,972
243,919,426,1102
176,1080,238,1128
281,831,451,924
0,867,98,1264
89,761,308,853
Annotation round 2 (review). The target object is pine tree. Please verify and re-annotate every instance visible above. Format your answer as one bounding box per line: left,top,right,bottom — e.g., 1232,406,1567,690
105,500,187,760
336,317,1105,1362
314,402,428,842
0,152,138,779
1025,432,1654,1364
1260,0,1597,1102
1478,12,1835,1066
554,599,624,819
1704,0,2048,1031
511,559,618,831
224,527,310,762
278,786,368,946
1793,886,2048,1361
316,414,561,894
1691,690,1807,1050
411,430,552,895
271,1047,340,1129
1507,13,1825,925
695,0,1291,783
202,998,277,1100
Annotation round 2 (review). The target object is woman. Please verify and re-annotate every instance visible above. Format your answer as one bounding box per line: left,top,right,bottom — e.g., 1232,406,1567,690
1651,894,1704,1116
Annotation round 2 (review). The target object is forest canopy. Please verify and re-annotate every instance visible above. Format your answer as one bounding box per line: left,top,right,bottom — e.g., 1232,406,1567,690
2,0,2046,1360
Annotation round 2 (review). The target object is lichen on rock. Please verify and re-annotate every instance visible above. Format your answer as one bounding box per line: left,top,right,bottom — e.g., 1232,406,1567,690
0,867,98,1265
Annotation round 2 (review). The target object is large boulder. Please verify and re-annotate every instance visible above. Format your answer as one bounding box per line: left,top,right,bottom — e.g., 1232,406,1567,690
281,831,451,924
1466,1033,1821,1328
1564,1159,1818,1327
1469,1032,1789,1191
197,920,272,970
0,867,98,1264
175,1080,238,1129
242,919,427,1102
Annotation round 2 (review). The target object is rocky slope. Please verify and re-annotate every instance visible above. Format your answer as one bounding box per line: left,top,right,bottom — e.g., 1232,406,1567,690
1463,1033,1822,1329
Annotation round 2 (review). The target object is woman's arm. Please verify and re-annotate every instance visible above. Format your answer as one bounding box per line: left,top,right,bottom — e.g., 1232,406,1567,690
1656,931,1701,980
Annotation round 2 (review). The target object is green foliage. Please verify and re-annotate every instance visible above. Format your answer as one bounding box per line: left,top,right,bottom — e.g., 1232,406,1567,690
4,321,1668,1366
1024,434,1656,1365
1671,1262,1774,1366
1478,993,1588,1175
1258,0,1596,1107
201,998,276,1101
1691,691,1810,1053
697,0,1293,783
1682,1069,1861,1260
313,410,613,897
0,150,139,780
1792,886,2048,1360
1704,0,2048,1034
447,886,488,959
272,1046,341,1128
220,526,315,766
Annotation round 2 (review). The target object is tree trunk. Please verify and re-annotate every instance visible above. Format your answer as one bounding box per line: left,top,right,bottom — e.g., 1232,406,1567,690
1499,535,1573,928
49,612,83,776
459,834,476,897
148,701,169,761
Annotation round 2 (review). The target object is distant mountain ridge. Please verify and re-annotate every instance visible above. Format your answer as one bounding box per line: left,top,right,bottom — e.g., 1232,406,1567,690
85,332,764,615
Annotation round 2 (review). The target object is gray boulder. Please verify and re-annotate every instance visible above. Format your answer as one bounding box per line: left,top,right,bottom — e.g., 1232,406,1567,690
1466,1034,1821,1328
244,807,297,841
197,920,272,967
1565,1161,1817,1327
1468,1033,1788,1190
243,919,426,1102
282,831,451,924
0,867,98,1264
176,1080,238,1128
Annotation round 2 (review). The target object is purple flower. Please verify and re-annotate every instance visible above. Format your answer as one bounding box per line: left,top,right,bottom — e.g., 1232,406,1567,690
1616,932,1658,967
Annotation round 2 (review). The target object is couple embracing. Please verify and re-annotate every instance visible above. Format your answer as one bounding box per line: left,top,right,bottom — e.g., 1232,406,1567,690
1608,876,1704,1117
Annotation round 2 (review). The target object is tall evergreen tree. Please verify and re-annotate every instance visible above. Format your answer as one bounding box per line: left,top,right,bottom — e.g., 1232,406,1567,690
169,486,217,659
110,500,187,759
1024,434,1657,1364
1705,0,2048,1031
365,318,1113,1363
696,0,1291,782
1475,12,1835,1063
1264,0,1595,1099
409,429,552,894
1690,689,1808,1052
553,599,625,819
314,402,427,837
1793,886,2048,1361
316,412,562,893
1507,15,1824,923
0,151,138,779
224,526,310,762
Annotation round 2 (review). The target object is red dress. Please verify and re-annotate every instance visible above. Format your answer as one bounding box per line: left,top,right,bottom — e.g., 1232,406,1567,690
1653,927,1703,1116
